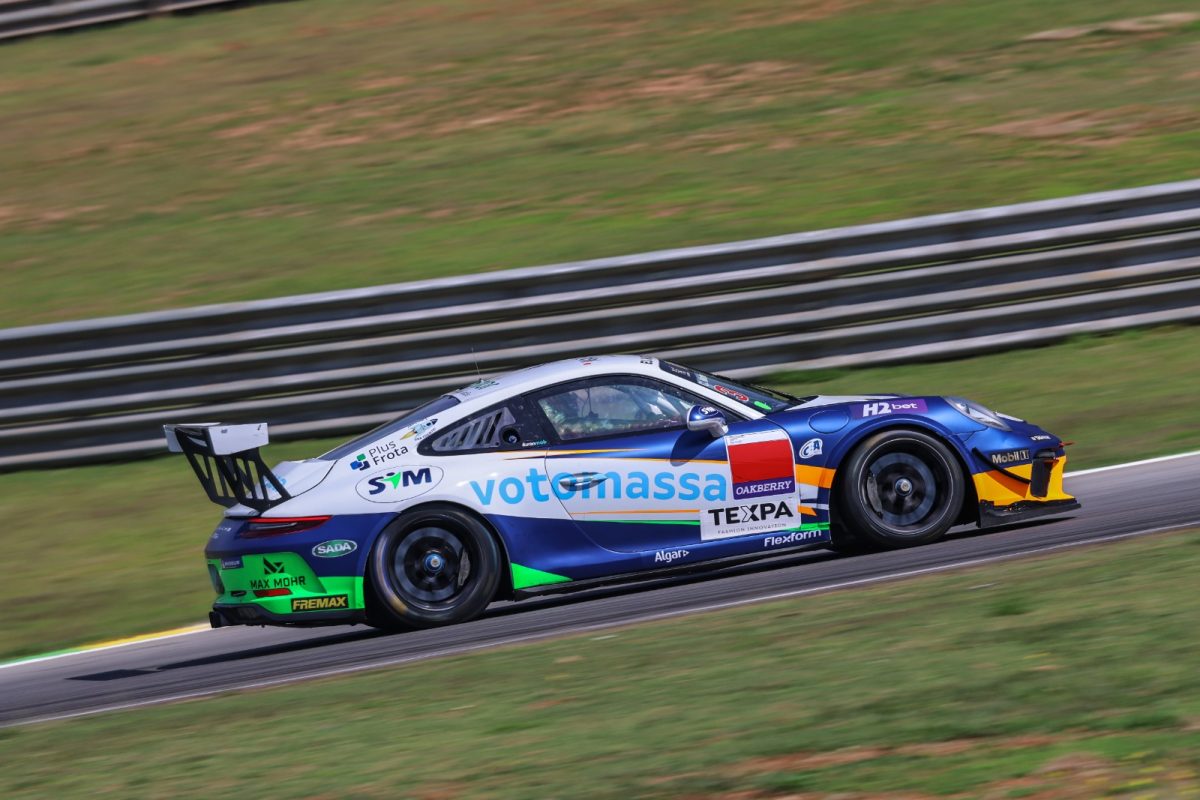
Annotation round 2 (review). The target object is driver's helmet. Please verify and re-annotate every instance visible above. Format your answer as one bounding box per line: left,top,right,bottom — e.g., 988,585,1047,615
541,390,583,426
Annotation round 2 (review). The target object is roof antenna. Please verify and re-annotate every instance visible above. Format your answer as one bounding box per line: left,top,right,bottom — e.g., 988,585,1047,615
471,346,481,379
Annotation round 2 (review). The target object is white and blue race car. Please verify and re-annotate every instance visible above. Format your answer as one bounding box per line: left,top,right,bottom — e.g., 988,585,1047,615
166,355,1077,630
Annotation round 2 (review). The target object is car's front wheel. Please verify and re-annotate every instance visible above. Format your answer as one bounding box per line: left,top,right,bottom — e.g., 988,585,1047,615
368,505,501,629
836,429,965,549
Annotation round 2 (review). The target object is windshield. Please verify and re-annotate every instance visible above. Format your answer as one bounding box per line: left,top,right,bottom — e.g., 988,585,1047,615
659,361,799,413
320,395,461,460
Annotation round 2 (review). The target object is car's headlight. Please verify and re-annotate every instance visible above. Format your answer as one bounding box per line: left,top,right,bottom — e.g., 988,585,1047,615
946,397,1011,431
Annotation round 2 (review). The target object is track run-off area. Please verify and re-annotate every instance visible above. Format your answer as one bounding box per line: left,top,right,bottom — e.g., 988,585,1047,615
2,451,1198,728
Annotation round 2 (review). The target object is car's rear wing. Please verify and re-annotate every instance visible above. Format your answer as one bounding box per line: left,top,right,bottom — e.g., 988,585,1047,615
164,423,290,513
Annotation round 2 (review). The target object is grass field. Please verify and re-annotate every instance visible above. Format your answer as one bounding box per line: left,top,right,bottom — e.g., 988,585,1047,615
0,325,1196,662
2,0,1198,326
3,529,1199,798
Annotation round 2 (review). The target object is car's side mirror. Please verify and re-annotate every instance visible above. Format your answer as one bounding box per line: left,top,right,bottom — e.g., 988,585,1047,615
687,405,728,438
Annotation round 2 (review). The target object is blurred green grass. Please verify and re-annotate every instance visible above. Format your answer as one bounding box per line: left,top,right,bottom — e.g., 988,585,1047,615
1,0,1198,325
3,529,1199,798
0,325,1196,661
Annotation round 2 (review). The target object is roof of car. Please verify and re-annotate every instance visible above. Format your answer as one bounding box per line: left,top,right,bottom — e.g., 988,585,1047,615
447,355,661,406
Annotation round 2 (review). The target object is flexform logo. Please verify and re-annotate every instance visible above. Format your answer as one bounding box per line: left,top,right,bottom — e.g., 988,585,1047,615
853,399,928,418
763,529,826,548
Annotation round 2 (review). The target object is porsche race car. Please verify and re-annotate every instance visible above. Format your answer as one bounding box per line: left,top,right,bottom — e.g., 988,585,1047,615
166,355,1078,630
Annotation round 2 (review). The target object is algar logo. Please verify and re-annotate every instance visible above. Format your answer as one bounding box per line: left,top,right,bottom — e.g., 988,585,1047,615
470,468,729,505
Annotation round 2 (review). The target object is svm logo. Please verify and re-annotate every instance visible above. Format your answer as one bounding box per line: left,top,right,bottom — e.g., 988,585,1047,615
356,465,443,503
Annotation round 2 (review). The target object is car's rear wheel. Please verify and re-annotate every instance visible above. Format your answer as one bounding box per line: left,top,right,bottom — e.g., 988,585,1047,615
368,506,501,629
836,429,965,549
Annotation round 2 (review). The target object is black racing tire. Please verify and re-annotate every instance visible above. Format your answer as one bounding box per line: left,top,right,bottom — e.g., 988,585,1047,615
836,429,965,549
367,505,502,629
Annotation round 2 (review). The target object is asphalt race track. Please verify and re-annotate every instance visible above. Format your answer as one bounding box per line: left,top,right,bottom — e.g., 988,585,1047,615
3,453,1199,728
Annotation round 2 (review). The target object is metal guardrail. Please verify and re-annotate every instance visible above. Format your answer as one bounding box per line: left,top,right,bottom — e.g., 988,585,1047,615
2,179,1199,471
0,0,239,42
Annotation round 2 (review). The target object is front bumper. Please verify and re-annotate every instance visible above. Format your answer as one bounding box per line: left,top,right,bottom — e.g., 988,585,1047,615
972,453,1078,528
979,497,1081,527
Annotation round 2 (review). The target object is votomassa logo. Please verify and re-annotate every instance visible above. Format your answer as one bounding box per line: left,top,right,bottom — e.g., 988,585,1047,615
469,468,728,505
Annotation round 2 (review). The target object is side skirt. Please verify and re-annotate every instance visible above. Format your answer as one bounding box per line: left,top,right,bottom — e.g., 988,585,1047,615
512,542,830,599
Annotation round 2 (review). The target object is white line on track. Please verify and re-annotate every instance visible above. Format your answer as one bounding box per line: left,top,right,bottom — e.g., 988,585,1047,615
0,626,209,672
1064,449,1200,477
3,449,1197,675
6,517,1199,729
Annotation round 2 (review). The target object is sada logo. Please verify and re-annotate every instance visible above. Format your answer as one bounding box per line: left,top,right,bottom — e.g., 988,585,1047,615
312,540,358,558
355,465,443,503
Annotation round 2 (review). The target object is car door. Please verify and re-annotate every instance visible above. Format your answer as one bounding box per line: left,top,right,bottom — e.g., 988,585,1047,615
528,376,806,555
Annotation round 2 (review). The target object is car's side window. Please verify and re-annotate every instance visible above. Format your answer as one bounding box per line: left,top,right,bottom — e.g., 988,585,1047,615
429,401,545,453
532,377,712,442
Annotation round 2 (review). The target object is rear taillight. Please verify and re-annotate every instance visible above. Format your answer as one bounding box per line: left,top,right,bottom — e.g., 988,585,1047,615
240,516,331,538
253,588,293,597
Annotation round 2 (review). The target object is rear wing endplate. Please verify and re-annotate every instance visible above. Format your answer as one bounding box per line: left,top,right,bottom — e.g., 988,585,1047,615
164,423,289,513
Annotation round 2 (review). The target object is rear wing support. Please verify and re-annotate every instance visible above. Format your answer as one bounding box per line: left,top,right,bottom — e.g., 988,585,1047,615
164,423,289,513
